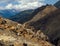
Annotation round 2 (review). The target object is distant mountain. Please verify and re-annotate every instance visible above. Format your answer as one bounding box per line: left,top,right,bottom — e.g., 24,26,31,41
54,0,60,8
10,5,48,24
10,9,34,23
0,9,20,18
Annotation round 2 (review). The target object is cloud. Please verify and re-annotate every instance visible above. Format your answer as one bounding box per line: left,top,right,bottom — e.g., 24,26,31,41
5,4,13,9
0,0,45,10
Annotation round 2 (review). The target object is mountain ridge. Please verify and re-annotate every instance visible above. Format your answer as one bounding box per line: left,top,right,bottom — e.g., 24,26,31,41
0,9,20,18
10,9,34,23
10,5,48,24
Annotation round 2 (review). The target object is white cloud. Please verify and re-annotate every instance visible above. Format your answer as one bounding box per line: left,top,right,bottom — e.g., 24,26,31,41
0,0,45,10
6,4,13,9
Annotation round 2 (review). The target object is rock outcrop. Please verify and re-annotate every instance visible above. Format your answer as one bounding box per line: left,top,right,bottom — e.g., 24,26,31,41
0,17,54,46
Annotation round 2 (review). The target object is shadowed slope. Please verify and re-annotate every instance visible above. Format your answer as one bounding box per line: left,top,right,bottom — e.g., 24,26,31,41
25,7,60,45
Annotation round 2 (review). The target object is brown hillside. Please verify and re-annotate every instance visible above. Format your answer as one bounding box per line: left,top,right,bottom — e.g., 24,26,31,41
27,5,57,22
0,17,54,46
25,7,60,46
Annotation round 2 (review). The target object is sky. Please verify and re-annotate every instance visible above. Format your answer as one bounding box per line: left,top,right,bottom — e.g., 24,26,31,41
0,0,59,10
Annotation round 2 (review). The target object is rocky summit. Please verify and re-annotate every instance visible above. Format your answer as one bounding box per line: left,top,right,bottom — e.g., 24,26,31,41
0,17,54,46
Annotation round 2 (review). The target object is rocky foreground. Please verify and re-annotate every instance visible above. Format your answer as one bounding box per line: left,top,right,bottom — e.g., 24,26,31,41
0,17,55,46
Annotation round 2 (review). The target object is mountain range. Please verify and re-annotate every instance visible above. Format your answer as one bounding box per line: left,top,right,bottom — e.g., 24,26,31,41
0,0,60,46
0,9,20,18
9,0,60,46
10,5,48,23
10,9,34,23
10,3,59,24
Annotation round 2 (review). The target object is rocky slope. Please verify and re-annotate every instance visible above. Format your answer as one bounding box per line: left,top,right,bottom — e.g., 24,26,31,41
27,5,57,23
25,5,57,29
0,17,54,46
24,6,60,46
